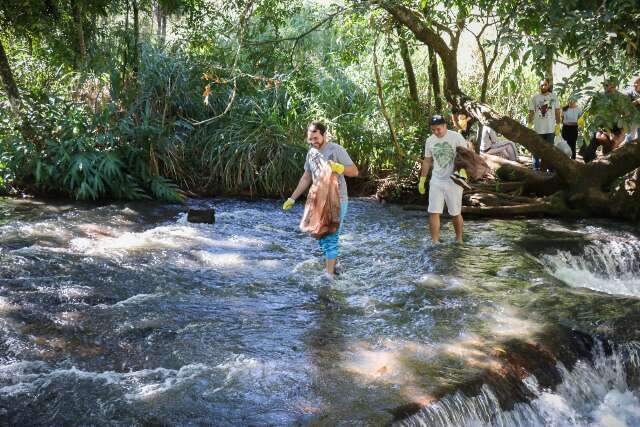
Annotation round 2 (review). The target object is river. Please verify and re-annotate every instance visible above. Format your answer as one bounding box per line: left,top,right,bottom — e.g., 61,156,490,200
0,197,639,426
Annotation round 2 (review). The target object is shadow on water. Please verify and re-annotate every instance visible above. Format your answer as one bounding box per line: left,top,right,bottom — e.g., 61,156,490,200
0,198,639,425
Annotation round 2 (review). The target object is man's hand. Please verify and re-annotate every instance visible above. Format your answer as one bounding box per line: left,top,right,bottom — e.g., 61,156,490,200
282,198,295,210
555,123,562,136
418,176,427,195
329,161,345,175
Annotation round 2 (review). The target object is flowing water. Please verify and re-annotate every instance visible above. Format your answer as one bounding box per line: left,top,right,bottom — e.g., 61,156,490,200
0,197,639,426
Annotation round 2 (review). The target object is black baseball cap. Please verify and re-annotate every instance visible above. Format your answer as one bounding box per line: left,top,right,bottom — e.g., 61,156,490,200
429,115,446,125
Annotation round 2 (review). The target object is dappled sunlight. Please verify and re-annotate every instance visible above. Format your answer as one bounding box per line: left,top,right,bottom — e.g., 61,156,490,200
341,303,546,408
57,286,94,302
0,296,20,314
53,311,87,326
341,340,437,405
484,305,544,340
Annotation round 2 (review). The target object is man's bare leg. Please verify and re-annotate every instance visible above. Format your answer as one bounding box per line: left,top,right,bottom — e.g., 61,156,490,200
429,213,441,243
452,214,464,243
326,258,337,276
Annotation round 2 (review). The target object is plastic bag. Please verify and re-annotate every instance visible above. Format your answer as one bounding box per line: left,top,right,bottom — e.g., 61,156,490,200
554,135,572,157
299,156,341,239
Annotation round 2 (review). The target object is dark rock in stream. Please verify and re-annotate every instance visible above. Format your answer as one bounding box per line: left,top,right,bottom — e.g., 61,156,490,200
187,208,215,224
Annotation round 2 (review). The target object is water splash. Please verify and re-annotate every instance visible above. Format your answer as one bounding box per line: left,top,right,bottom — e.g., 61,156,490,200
543,240,640,298
400,342,640,427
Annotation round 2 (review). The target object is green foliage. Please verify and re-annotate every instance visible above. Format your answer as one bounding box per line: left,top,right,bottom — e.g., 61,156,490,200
3,0,640,204
0,44,191,202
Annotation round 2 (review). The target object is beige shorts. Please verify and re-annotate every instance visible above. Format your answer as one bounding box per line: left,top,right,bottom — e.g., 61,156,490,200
428,178,463,216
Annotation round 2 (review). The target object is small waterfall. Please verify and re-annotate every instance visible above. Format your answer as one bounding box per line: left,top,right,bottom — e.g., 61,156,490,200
543,240,640,298
398,342,640,427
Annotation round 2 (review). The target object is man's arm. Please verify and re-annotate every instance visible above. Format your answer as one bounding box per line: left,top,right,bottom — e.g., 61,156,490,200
421,156,433,177
332,146,359,177
290,171,312,200
528,110,534,126
343,164,358,177
555,107,561,124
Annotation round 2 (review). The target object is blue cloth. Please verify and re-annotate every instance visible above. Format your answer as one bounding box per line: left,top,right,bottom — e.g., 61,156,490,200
318,201,348,260
532,133,555,170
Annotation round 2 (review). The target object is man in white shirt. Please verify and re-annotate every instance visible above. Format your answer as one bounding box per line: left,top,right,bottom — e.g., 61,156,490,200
418,115,469,243
528,78,561,170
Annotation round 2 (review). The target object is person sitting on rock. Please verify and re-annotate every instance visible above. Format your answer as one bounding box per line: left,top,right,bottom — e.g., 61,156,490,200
479,126,518,161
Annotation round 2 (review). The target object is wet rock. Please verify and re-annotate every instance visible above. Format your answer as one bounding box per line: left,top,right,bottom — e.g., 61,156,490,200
187,208,215,224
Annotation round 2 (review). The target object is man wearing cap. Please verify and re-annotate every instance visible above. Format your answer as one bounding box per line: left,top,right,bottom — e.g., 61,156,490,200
528,78,561,171
418,115,469,243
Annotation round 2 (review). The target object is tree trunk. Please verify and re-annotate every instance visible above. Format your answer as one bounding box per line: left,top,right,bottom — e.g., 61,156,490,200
71,0,87,68
373,34,404,159
428,46,442,113
122,1,129,80
0,40,21,111
155,1,166,41
544,53,554,86
396,26,419,107
132,0,139,75
26,36,33,56
0,40,38,147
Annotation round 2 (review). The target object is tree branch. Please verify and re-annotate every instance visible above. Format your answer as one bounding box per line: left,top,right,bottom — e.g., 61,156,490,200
248,7,348,46
191,1,255,127
376,1,459,93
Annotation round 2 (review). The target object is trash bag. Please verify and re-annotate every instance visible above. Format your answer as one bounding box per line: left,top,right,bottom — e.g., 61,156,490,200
454,146,492,181
554,135,572,157
299,161,341,239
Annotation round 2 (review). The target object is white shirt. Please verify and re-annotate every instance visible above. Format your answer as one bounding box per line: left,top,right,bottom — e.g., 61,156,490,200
425,130,467,181
528,92,559,134
480,126,498,152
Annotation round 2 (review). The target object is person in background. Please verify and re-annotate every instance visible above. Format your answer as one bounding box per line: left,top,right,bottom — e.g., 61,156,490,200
593,78,627,154
561,97,582,159
282,121,359,278
451,107,477,141
418,115,469,244
479,125,518,161
624,75,640,143
528,78,561,170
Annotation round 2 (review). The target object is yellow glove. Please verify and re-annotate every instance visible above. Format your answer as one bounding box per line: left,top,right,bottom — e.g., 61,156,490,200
282,197,295,210
329,161,345,174
577,116,585,128
555,123,561,136
418,176,427,195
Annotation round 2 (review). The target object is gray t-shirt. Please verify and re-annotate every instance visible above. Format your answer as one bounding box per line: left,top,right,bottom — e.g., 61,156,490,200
425,130,467,181
304,142,354,202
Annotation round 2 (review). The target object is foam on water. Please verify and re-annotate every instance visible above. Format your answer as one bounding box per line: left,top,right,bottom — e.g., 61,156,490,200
543,240,640,298
0,354,279,403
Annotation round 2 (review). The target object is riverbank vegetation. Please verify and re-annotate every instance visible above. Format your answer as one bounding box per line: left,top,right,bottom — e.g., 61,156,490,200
1,1,639,219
